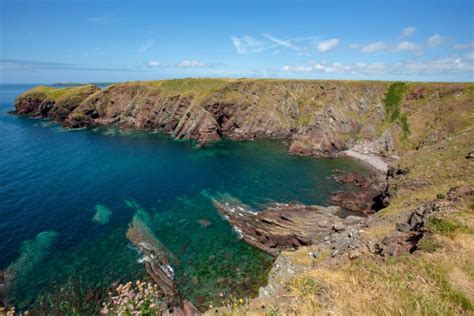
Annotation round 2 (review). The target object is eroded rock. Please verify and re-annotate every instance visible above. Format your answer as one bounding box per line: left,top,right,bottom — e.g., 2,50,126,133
126,212,179,302
213,196,365,256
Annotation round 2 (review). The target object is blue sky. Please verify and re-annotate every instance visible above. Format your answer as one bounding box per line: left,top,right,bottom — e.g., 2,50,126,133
0,0,473,83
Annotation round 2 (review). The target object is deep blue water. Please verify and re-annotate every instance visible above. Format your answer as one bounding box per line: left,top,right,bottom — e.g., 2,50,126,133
0,84,366,312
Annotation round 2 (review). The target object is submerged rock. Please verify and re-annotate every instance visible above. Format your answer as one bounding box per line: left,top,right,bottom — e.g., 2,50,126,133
0,231,58,308
91,204,112,224
126,209,178,302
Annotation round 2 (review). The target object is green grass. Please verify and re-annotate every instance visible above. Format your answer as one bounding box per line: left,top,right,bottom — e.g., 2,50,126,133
383,82,406,122
159,78,231,94
417,237,440,252
428,218,459,236
400,113,410,136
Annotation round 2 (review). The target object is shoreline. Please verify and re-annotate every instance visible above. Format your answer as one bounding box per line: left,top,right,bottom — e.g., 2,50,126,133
343,149,389,173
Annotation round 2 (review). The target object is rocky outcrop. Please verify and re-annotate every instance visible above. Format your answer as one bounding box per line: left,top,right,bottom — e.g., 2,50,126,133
14,85,100,122
126,215,179,302
367,185,474,257
212,196,365,256
330,171,389,214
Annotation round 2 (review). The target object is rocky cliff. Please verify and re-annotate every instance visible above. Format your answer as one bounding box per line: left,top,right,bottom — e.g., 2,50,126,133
15,79,472,165
11,79,474,314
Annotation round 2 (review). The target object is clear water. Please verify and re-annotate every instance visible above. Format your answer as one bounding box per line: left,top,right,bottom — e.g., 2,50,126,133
0,84,366,312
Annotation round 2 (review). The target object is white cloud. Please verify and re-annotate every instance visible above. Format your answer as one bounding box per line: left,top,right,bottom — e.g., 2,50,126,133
394,41,423,55
361,41,388,53
427,34,445,48
317,38,340,52
283,61,350,73
282,65,313,72
177,60,207,68
231,35,266,54
348,43,361,49
282,56,474,76
399,26,416,39
454,43,474,50
138,40,156,54
465,52,474,60
145,60,162,68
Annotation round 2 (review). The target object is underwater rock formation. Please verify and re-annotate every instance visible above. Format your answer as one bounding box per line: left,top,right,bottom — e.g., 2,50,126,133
126,209,179,303
91,204,112,224
0,231,58,308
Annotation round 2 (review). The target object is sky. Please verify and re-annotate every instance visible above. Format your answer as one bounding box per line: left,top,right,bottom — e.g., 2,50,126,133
0,0,473,83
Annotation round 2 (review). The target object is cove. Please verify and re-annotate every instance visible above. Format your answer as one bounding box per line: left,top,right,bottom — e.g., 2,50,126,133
0,84,367,313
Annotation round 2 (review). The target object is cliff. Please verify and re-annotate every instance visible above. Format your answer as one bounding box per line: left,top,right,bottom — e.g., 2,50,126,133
15,79,473,164
13,79,474,314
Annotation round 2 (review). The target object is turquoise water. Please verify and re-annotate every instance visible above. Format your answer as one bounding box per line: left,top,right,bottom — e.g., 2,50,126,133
0,84,365,312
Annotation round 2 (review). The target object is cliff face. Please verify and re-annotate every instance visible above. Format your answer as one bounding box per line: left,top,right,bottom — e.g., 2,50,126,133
14,79,473,161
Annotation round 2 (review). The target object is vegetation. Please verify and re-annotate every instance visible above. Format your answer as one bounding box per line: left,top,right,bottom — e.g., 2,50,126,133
101,281,164,315
382,82,412,139
417,236,440,252
383,82,405,122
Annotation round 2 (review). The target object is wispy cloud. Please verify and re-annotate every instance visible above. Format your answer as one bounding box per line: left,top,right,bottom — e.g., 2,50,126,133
427,34,445,48
261,33,300,51
231,33,321,55
143,60,215,69
177,60,209,68
282,56,474,76
361,41,388,53
138,40,156,54
145,60,162,68
231,35,268,54
454,43,474,50
0,59,146,72
394,41,423,55
357,28,447,55
399,26,416,40
317,38,340,52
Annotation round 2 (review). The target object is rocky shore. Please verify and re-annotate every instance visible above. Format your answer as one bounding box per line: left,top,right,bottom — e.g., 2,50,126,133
10,79,474,314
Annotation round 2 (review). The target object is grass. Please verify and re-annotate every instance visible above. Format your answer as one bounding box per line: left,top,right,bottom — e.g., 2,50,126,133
383,82,405,122
400,112,411,136
428,218,460,236
417,236,440,252
279,230,474,315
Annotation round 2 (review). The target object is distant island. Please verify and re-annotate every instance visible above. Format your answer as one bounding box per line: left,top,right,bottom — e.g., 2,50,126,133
52,82,114,87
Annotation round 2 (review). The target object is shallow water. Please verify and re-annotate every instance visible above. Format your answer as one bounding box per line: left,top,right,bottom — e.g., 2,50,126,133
0,84,366,312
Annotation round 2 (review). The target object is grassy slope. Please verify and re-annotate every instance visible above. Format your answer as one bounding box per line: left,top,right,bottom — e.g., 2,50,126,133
217,83,474,315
